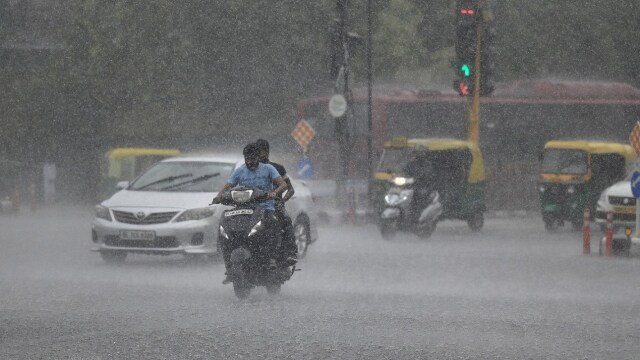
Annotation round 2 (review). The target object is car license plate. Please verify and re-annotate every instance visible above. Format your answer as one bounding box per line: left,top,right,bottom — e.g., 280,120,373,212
225,209,254,217
613,206,635,215
120,230,155,241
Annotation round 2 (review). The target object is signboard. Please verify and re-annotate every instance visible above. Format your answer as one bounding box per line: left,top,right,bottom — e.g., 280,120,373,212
328,94,347,118
632,171,640,198
630,121,640,154
291,119,316,152
295,158,314,180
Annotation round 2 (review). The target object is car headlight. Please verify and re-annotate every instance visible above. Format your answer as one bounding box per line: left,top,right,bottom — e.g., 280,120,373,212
95,205,112,221
598,192,607,204
175,207,216,222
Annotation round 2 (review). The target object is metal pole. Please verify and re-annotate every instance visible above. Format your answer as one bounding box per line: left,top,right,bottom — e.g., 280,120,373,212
468,21,481,146
366,0,373,216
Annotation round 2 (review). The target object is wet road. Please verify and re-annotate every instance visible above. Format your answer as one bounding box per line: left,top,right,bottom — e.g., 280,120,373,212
2,205,640,359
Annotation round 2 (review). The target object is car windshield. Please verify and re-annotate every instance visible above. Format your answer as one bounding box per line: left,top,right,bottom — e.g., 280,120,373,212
541,149,588,175
128,161,234,192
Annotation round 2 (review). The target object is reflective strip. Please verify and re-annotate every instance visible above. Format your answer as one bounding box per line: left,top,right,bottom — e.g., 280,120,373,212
224,209,254,217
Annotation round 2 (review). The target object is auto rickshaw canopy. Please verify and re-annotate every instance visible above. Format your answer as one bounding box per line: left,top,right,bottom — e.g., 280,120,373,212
543,140,636,161
377,137,485,183
106,147,181,160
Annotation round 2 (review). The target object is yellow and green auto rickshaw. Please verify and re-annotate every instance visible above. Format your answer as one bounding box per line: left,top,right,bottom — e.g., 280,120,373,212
371,137,486,231
538,140,636,231
98,147,181,200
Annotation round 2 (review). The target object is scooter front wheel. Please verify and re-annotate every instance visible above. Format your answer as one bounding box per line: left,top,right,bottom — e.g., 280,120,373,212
380,222,397,240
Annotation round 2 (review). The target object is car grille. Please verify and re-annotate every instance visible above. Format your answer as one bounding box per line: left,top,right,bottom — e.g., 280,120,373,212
595,211,635,222
113,210,178,224
608,196,636,206
104,235,179,248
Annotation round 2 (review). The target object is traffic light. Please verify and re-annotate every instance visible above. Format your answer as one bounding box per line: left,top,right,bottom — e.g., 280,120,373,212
454,0,480,96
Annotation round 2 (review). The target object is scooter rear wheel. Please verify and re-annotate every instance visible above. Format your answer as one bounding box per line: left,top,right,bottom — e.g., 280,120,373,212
233,283,251,299
266,283,281,295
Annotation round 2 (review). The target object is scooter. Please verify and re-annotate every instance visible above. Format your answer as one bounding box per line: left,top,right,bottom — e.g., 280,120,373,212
379,176,443,240
214,186,295,299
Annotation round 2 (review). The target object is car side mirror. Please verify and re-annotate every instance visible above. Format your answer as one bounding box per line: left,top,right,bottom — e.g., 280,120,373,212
115,181,129,190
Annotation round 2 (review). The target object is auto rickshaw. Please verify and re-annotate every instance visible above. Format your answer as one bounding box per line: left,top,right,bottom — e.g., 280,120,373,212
371,137,486,231
538,140,636,231
99,147,181,200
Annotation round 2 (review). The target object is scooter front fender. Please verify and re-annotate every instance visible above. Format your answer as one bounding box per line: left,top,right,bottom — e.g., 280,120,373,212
419,203,443,224
381,207,401,220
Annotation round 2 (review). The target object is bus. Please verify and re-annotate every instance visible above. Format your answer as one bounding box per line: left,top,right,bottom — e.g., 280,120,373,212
294,79,640,211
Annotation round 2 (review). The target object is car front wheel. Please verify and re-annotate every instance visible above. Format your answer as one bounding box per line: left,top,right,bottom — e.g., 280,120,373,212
100,250,127,264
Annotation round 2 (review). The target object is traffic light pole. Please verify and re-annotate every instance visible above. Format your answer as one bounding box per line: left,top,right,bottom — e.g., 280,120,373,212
468,22,482,146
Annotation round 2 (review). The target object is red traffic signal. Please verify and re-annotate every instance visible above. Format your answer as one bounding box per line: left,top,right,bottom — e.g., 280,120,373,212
454,79,473,96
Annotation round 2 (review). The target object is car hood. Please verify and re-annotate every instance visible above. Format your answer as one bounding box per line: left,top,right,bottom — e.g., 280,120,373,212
604,181,632,197
102,189,216,209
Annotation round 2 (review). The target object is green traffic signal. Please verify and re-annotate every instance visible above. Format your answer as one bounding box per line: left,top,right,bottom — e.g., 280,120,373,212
461,64,471,77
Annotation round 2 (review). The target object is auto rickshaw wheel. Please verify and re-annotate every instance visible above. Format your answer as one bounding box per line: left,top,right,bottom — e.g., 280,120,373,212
467,212,484,232
571,220,583,231
417,223,435,239
544,218,559,232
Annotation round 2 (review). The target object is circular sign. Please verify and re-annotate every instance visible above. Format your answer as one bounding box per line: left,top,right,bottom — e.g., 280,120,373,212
328,94,347,118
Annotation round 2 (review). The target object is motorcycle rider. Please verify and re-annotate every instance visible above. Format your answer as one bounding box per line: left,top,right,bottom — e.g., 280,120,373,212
254,139,298,266
213,142,288,284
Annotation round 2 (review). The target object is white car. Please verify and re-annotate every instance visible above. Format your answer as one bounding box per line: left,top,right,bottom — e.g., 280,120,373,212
91,153,318,263
595,175,636,231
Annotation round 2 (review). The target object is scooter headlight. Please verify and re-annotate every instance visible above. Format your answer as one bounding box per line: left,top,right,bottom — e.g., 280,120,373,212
219,225,229,239
392,177,415,186
385,190,412,206
385,193,400,205
248,221,263,237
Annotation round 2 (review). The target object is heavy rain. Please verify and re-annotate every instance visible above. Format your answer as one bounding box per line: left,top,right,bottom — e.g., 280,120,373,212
2,1,640,359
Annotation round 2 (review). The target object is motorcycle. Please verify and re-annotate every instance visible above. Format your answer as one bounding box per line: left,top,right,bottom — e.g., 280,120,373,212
214,186,296,299
379,176,443,240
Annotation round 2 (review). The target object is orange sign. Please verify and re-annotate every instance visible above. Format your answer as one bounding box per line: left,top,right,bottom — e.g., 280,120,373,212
291,119,316,151
630,121,640,154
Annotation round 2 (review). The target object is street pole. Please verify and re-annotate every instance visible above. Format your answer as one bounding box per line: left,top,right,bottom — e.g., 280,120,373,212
334,0,352,214
468,21,482,146
366,0,373,215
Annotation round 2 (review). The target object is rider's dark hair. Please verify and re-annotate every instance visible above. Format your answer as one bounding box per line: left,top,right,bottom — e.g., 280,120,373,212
243,142,259,158
255,139,270,153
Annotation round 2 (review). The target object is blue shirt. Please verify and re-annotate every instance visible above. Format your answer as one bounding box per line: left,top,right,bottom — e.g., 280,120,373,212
227,163,281,210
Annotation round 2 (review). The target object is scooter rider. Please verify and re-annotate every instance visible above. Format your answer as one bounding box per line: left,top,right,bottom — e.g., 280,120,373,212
213,142,288,284
254,139,298,266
